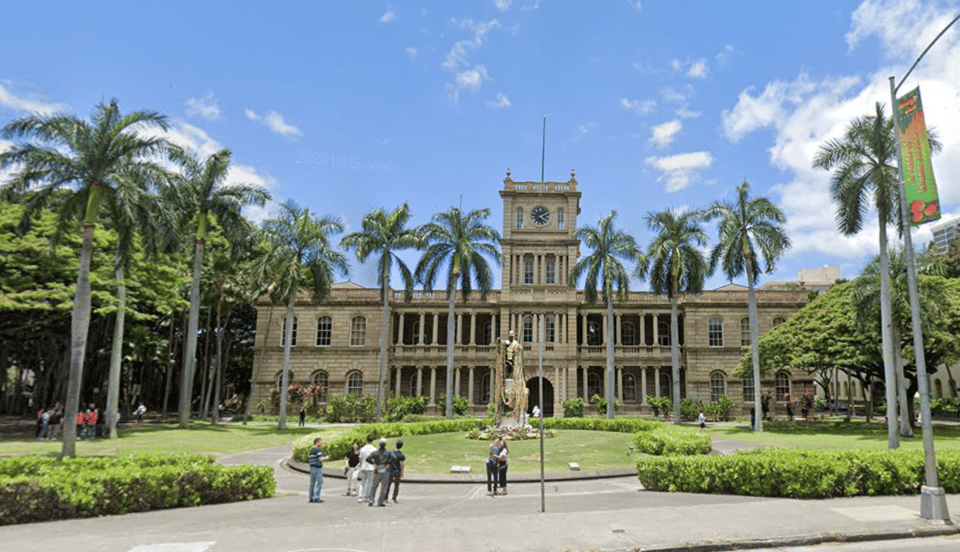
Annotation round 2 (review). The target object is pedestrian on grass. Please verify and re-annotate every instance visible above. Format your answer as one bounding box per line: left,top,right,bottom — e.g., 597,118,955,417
344,440,361,496
698,410,706,430
134,403,146,424
298,406,306,427
365,438,393,507
385,440,405,503
358,434,377,503
497,439,509,496
486,437,502,496
308,437,329,503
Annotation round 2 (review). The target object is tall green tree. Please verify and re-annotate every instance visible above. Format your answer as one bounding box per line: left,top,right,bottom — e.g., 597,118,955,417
568,211,642,419
706,181,790,432
341,204,423,422
169,148,269,428
257,200,347,430
812,103,939,446
415,207,502,419
1,99,172,458
641,209,710,424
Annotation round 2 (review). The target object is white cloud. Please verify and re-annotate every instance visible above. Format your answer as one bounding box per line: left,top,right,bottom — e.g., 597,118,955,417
627,1,642,12
620,97,657,115
185,92,220,121
720,0,960,264
455,66,488,91
404,46,418,59
660,84,694,103
649,119,682,147
675,107,700,119
245,108,303,138
486,92,511,108
520,0,541,11
443,19,501,102
379,8,396,23
492,0,512,11
644,151,712,192
715,45,734,66
567,122,596,143
670,58,683,72
0,82,68,116
687,59,709,79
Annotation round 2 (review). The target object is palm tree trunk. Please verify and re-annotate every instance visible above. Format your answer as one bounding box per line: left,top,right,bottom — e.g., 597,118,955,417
211,308,228,425
279,292,296,430
374,273,390,422
445,277,457,420
106,267,126,439
606,297,616,420
877,227,900,448
746,255,763,432
246,304,275,425
200,307,214,419
61,222,95,459
891,326,913,437
179,239,205,428
670,297,680,424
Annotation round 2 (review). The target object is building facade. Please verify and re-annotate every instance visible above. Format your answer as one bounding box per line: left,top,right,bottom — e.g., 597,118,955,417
250,172,813,417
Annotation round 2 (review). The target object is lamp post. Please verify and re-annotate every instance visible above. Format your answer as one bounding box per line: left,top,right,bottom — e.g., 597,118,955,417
887,11,960,522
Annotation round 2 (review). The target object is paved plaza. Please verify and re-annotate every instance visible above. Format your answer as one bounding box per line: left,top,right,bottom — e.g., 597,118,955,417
2,444,959,552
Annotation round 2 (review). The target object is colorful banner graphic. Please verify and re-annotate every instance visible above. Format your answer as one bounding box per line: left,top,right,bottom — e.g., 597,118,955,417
896,86,940,226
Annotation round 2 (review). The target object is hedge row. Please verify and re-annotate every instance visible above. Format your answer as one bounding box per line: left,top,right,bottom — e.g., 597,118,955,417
542,417,664,433
633,426,712,456
0,454,275,525
637,448,960,498
292,419,486,462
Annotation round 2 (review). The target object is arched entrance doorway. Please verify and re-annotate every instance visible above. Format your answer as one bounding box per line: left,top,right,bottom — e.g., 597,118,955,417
525,376,554,417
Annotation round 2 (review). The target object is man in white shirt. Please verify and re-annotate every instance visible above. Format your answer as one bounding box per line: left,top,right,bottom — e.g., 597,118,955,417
358,434,377,503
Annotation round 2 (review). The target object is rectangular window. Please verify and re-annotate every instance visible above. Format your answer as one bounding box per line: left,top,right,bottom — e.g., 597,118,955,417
523,259,534,284
742,376,754,403
708,317,723,347
545,259,555,284
282,317,298,346
350,317,366,346
316,316,331,346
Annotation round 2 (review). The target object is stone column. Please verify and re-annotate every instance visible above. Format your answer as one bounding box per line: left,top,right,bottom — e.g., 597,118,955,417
416,367,423,397
616,314,622,346
397,313,405,345
617,366,623,403
581,314,588,345
654,367,661,398
456,313,463,345
652,314,659,346
431,313,439,345
429,366,437,405
418,313,425,345
582,366,589,401
468,366,475,406
395,366,402,398
640,367,647,403
470,313,477,345
454,366,461,397
553,365,562,416
639,314,646,346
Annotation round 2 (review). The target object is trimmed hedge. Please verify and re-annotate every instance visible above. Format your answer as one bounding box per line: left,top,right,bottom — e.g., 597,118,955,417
637,448,960,498
633,426,712,456
292,419,486,462
543,417,664,433
0,454,275,525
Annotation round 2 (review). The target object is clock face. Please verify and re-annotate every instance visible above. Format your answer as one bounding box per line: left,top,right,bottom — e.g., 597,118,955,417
531,206,550,226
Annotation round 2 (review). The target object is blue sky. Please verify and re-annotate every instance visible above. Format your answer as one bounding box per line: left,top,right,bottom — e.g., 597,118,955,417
2,0,959,291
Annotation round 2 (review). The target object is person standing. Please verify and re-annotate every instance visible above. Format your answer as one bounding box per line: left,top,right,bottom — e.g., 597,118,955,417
134,403,146,424
385,440,405,503
344,440,361,496
698,410,706,430
486,437,502,496
497,439,509,496
308,437,329,503
298,406,306,427
358,434,377,503
365,438,393,507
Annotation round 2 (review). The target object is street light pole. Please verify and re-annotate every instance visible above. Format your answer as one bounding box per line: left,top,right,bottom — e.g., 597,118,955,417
887,11,960,522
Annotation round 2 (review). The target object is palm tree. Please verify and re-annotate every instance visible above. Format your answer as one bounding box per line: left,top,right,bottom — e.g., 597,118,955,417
415,207,502,419
568,211,642,419
642,209,710,424
169,148,269,428
258,200,348,430
341,204,424,422
0,99,172,458
705,181,790,432
812,103,940,446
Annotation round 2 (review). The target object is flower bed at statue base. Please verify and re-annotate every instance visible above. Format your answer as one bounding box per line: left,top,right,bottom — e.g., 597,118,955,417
466,426,556,440
637,448,960,498
0,454,275,525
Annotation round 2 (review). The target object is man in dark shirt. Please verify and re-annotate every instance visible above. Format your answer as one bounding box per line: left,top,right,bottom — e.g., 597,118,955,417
365,438,393,507
385,440,405,503
308,437,329,503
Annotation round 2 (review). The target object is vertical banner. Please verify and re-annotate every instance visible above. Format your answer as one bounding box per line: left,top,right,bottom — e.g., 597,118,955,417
896,86,941,226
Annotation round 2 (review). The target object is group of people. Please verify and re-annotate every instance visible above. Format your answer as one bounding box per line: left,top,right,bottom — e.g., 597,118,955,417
35,405,64,440
485,436,509,496
36,402,149,440
307,434,405,506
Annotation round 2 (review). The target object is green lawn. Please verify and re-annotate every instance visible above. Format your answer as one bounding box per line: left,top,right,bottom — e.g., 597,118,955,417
702,419,960,451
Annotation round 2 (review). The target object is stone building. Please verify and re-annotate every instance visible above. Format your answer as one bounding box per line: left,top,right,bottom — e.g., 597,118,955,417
250,172,813,417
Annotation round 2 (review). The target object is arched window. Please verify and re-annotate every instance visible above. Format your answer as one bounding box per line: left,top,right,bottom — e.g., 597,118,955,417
523,259,534,284
522,315,533,343
740,317,751,346
622,373,637,402
311,371,329,402
658,319,670,346
773,317,786,327
708,317,723,347
350,316,366,346
621,322,636,346
481,373,491,404
557,207,565,230
587,372,602,401
710,372,726,402
282,317,298,346
347,371,364,395
659,370,671,397
315,316,332,346
586,321,601,345
545,315,556,343
775,371,791,401
545,259,556,284
275,371,296,388
516,207,524,229
742,375,754,402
